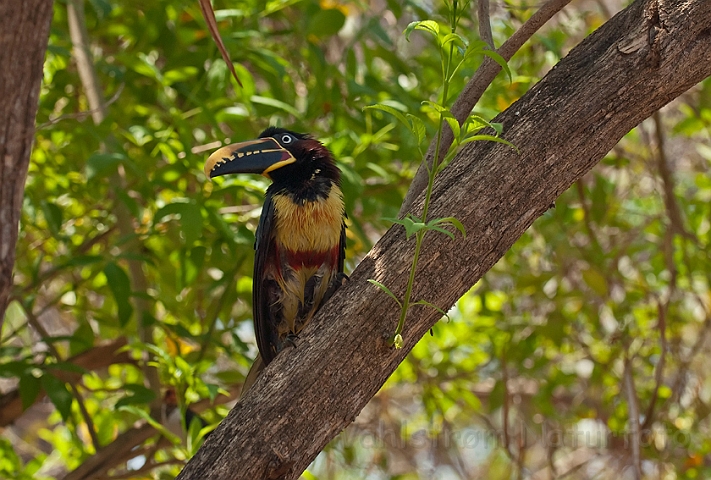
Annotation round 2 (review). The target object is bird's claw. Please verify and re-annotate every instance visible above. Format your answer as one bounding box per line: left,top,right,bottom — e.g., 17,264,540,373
323,272,349,304
284,333,299,349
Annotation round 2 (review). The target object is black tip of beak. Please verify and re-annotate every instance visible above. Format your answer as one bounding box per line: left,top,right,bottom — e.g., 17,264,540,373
204,138,296,179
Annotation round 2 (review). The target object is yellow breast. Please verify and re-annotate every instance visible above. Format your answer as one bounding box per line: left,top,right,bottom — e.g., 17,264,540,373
272,185,344,253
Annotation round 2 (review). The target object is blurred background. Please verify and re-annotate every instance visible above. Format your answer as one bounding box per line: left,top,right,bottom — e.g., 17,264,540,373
2,0,711,478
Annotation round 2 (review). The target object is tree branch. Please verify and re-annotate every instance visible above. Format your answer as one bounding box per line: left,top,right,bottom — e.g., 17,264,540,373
478,0,494,49
623,356,642,480
177,1,711,478
0,0,54,326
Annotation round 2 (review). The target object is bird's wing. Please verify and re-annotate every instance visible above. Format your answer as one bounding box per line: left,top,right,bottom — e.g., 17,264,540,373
338,217,347,274
252,190,279,364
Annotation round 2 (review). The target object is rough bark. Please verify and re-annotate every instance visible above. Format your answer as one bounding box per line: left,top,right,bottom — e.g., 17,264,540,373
0,0,54,325
178,0,711,478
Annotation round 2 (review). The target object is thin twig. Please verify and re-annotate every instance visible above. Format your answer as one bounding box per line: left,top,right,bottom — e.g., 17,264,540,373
23,304,101,450
478,0,494,49
623,356,642,480
400,0,573,215
108,460,184,479
36,84,124,130
501,350,512,458
575,179,602,251
652,111,693,241
67,0,107,123
14,225,116,298
640,299,667,432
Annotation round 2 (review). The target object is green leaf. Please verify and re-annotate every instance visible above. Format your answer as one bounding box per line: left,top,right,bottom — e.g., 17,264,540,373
441,32,467,48
86,153,125,180
460,134,518,152
154,202,188,224
118,405,182,444
206,384,220,402
19,373,41,410
307,8,346,37
41,374,73,421
443,115,461,141
404,20,439,41
411,299,450,320
180,203,203,246
465,114,491,130
427,225,455,240
582,267,608,297
103,262,133,326
187,414,205,453
363,103,409,130
421,100,447,113
65,255,104,268
490,122,504,135
0,360,31,378
391,216,427,238
41,201,63,236
406,114,427,145
480,49,512,82
88,0,112,19
47,361,88,375
367,279,402,308
250,95,300,117
430,216,466,238
115,383,157,408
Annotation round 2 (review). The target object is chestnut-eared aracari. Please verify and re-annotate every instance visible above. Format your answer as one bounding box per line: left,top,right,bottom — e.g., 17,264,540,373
205,127,346,391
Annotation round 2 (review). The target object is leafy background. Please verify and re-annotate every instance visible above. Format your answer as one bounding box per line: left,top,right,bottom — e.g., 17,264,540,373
2,0,711,478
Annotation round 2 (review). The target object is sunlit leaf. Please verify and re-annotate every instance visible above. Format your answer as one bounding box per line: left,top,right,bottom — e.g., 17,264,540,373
404,20,439,41
364,103,409,130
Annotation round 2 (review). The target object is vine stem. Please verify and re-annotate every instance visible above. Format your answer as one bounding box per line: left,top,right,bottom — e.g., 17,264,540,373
393,4,459,341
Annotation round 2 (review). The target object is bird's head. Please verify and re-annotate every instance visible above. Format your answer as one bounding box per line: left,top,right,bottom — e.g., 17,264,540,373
204,127,340,188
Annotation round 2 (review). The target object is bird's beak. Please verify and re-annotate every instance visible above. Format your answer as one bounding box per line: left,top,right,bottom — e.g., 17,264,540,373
204,137,296,180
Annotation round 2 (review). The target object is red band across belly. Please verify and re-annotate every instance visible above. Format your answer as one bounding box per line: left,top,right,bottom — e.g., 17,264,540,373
286,247,337,269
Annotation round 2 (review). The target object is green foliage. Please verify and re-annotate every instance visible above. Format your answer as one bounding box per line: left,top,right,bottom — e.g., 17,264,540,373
2,0,711,479
368,1,506,346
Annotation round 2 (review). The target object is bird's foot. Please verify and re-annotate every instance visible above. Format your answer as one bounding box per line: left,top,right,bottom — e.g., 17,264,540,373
283,333,299,350
323,272,349,304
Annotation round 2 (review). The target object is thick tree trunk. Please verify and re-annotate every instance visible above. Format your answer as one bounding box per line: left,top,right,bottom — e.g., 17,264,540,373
0,0,54,325
178,0,711,478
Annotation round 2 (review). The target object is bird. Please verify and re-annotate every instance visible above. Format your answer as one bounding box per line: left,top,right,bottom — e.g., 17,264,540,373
204,127,347,392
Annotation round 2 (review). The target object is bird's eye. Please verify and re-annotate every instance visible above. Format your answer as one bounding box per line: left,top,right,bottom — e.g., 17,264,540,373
281,134,293,144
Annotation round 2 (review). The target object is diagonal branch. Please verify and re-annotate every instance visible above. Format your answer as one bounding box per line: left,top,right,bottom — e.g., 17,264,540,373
176,1,711,478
